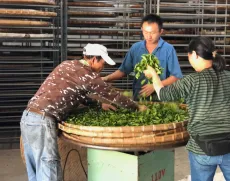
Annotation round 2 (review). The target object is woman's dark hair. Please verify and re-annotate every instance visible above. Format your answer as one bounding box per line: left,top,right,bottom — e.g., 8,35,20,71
84,55,102,62
188,36,226,72
141,14,163,31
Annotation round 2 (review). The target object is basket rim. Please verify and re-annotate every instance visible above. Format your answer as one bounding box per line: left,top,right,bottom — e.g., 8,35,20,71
60,120,188,133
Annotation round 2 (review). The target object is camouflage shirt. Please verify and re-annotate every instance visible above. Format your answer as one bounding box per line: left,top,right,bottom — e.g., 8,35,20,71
28,60,138,121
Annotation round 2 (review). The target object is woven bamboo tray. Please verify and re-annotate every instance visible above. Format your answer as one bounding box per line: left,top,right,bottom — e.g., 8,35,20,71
130,4,142,8
68,2,113,7
68,11,115,17
60,102,188,148
0,0,55,5
62,132,189,148
0,28,45,33
0,32,53,38
72,131,188,145
164,29,192,34
68,30,119,36
200,30,226,35
129,13,143,18
0,19,50,26
60,120,188,133
0,9,57,17
68,20,116,27
59,123,186,138
127,22,140,28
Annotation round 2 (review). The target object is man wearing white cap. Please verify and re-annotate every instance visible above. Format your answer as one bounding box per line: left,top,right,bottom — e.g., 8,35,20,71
20,43,146,181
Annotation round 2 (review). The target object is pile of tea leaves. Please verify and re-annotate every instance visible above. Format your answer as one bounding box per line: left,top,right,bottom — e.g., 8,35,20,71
66,102,189,127
134,54,164,101
134,54,163,84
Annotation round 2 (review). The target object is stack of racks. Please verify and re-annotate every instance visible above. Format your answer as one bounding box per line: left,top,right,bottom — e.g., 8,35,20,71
0,0,60,148
64,0,230,90
150,0,230,74
66,0,148,90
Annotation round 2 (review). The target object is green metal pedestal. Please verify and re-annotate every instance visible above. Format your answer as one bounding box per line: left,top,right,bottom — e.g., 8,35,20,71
88,148,174,181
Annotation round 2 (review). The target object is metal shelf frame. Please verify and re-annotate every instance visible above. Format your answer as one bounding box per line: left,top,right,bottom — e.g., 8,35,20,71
149,0,230,71
0,0,61,149
64,0,148,79
60,0,230,92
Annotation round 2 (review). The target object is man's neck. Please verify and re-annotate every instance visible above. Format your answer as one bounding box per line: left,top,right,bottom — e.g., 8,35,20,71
146,40,158,46
79,59,90,66
145,42,158,53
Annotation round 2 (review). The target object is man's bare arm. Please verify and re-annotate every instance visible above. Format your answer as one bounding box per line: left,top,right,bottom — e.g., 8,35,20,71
161,75,180,86
102,70,126,82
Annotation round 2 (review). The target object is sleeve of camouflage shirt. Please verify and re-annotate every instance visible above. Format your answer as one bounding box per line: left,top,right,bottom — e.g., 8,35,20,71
85,73,139,111
81,95,101,107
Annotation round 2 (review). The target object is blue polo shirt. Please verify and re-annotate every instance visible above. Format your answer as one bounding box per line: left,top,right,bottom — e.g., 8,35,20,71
119,38,183,101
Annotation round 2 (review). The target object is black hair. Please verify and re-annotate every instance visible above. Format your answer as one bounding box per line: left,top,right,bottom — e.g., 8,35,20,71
141,14,163,31
84,55,102,62
188,36,226,72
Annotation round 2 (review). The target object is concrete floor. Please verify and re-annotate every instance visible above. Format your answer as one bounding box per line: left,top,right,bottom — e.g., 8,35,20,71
0,146,225,181
0,149,27,181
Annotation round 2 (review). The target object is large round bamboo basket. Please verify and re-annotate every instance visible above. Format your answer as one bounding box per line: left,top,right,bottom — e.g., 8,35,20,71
59,101,189,149
20,136,87,181
59,125,187,138
60,120,188,134
62,132,188,150
62,130,189,146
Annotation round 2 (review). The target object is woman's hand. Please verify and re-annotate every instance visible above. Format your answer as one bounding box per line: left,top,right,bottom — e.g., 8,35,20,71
143,65,156,79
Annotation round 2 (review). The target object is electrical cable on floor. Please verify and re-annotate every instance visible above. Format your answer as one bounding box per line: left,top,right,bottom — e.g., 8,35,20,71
63,149,87,181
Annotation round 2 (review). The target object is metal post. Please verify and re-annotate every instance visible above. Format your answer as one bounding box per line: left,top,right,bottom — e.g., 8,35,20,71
149,0,152,14
224,0,228,56
156,0,160,15
61,0,68,62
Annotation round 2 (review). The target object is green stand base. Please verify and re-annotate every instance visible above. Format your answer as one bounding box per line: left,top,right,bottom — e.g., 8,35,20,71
88,148,174,181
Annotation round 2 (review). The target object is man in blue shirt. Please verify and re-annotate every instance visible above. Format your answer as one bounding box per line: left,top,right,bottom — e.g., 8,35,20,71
103,14,183,101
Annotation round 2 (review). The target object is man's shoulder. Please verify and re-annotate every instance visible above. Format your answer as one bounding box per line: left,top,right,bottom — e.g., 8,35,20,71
61,59,77,64
60,60,81,66
161,40,175,50
131,41,145,49
58,60,89,71
59,60,73,65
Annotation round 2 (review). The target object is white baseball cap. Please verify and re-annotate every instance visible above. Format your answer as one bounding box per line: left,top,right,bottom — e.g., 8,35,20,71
83,43,116,65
